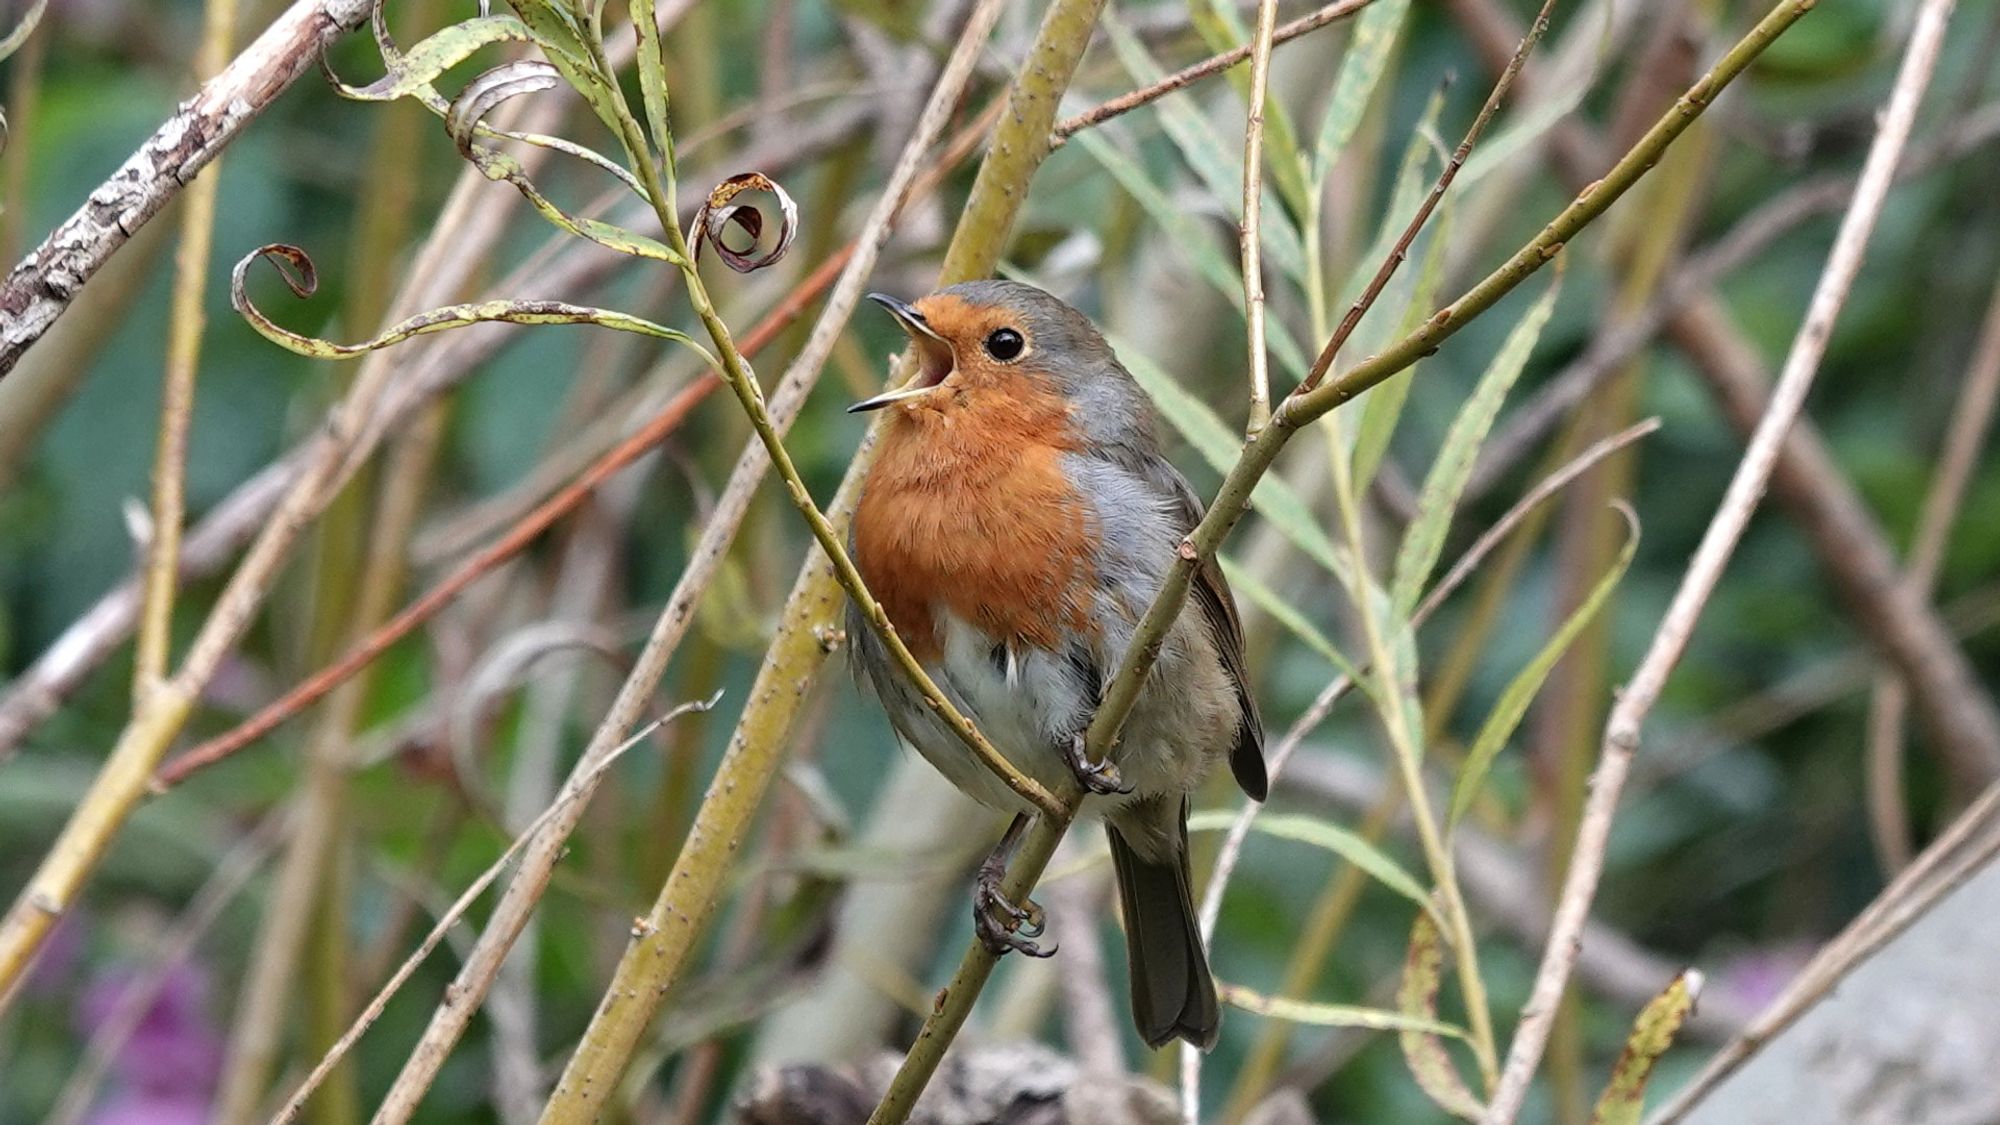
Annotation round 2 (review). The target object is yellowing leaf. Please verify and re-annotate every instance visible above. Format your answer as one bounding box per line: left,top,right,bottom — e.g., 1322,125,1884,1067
1399,911,1485,1122
1590,970,1704,1125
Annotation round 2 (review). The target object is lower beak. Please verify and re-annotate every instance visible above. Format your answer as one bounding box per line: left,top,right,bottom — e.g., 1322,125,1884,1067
851,293,954,413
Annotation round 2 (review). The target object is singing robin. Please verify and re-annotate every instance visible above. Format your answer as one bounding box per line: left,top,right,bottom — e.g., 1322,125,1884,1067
845,279,1266,1050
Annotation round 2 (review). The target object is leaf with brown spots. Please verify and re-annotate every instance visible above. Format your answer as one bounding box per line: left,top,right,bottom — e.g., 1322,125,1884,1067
1398,910,1485,1122
230,244,715,365
1590,970,1703,1125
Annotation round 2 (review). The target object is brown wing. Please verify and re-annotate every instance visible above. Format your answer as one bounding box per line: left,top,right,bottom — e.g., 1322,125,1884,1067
1151,460,1267,801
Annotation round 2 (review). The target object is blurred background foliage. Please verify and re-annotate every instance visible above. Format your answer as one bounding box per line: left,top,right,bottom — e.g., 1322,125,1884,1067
2,0,1998,1121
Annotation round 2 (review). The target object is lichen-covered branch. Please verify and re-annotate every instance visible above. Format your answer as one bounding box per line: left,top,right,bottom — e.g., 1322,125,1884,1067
0,0,370,380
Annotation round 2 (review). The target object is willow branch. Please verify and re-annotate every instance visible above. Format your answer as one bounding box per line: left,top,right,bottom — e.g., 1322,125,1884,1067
1298,0,1557,395
1239,0,1280,431
134,0,240,696
1484,1,1945,1117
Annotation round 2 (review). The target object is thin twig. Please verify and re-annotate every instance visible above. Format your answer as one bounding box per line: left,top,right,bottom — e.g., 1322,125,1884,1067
1483,2,1950,1118
1467,99,2000,502
0,0,370,379
1050,0,1377,144
134,0,239,697
1239,0,1281,432
1864,266,2000,871
1297,0,1557,395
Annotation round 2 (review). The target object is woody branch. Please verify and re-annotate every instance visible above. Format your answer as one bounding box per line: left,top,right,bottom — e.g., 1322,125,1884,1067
0,0,370,381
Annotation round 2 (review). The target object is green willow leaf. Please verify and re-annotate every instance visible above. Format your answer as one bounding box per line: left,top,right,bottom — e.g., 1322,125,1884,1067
340,15,535,103
231,244,714,366
1098,10,1310,287
1460,78,1592,189
629,0,675,166
1220,982,1470,1040
1391,275,1562,615
1350,199,1455,493
1447,505,1637,831
506,0,627,138
465,145,682,263
1590,970,1703,1125
1218,556,1359,676
1189,809,1430,914
1315,0,1410,176
1399,912,1486,1121
1333,85,1442,472
1178,0,1315,222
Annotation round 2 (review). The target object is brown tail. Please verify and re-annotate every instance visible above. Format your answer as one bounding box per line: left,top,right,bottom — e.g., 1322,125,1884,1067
1107,803,1219,1050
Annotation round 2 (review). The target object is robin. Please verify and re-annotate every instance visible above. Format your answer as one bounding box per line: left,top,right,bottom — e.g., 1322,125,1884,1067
845,279,1266,1050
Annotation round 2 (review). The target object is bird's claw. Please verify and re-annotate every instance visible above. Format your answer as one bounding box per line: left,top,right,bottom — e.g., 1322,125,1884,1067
1064,734,1133,795
974,860,1053,958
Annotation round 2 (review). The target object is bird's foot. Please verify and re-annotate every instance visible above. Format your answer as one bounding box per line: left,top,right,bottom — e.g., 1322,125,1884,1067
1063,734,1133,795
973,853,1052,958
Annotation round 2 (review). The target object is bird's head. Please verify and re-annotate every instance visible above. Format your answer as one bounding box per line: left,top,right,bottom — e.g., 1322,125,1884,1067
849,280,1121,417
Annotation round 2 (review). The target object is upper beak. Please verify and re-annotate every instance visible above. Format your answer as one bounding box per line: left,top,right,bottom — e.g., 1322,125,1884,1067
850,293,955,413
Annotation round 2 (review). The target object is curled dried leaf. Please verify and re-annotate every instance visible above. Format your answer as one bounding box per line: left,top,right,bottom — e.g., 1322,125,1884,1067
448,60,561,156
690,172,799,273
230,243,716,365
247,243,319,299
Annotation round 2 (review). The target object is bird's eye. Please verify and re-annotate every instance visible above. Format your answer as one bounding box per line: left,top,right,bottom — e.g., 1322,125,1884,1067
984,327,1025,361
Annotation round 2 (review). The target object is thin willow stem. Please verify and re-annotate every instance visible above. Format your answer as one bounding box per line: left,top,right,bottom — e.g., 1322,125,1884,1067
1239,0,1280,432
135,0,238,697
1328,432,1498,1085
1297,0,1556,395
1050,0,1379,144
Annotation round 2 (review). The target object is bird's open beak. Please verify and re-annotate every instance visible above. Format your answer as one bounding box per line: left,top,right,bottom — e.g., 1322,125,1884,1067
850,293,956,413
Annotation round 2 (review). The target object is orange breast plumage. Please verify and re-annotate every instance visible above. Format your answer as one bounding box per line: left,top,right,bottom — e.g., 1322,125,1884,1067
852,370,1100,663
